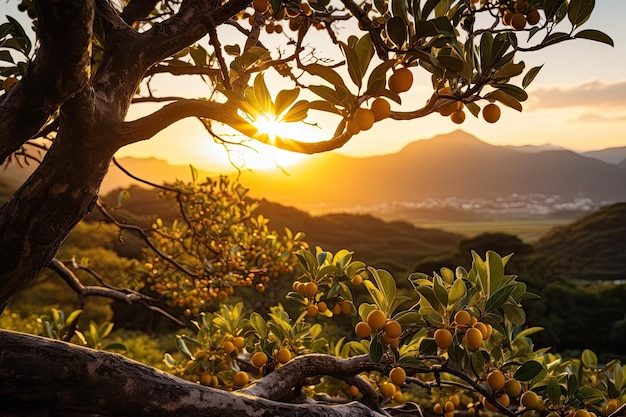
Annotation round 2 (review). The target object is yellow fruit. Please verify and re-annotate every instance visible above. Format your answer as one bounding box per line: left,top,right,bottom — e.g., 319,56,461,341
502,10,513,26
439,100,462,117
487,370,506,391
194,350,207,359
233,336,245,350
251,351,269,368
449,395,460,408
355,321,372,338
185,359,196,372
340,300,353,315
3,77,18,92
274,24,283,33
388,67,413,93
527,9,540,25
574,410,591,417
303,281,318,298
200,372,213,386
307,304,319,317
317,301,328,313
454,310,472,326
346,119,360,135
184,308,192,317
233,371,249,387
438,86,453,96
484,394,510,411
292,281,301,292
354,108,375,131
384,320,402,339
332,303,342,315
434,328,454,350
521,391,541,410
382,333,400,347
510,13,527,30
389,367,407,385
451,110,466,124
296,282,307,295
482,103,501,123
367,309,387,330
484,323,493,339
255,283,265,293
445,400,456,412
380,382,396,398
606,399,620,415
434,403,444,414
349,385,360,396
351,274,363,286
253,0,268,13
276,348,291,364
504,379,522,398
393,390,404,403
465,327,483,351
223,341,236,354
371,98,391,121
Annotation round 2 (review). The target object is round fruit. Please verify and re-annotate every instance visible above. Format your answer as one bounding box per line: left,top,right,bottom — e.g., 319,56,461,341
438,86,453,96
482,103,501,123
296,282,307,295
233,371,249,387
574,410,591,417
303,281,318,298
276,348,291,364
354,108,375,131
384,320,402,339
510,13,527,30
434,328,453,350
184,308,192,317
380,382,396,398
200,372,213,386
346,119,360,135
251,351,269,368
371,98,391,121
451,110,465,124
349,385,360,396
389,367,407,385
434,404,444,415
504,379,522,398
274,24,283,33
317,301,328,313
382,333,400,347
255,283,265,293
484,323,493,339
340,300,353,315
253,0,268,12
454,310,472,326
502,10,513,26
526,9,540,25
307,304,319,317
393,390,403,403
233,336,245,350
223,341,236,354
388,67,413,93
351,274,363,286
487,370,506,391
473,322,489,340
439,100,462,116
355,321,372,338
449,395,460,408
465,327,483,351
521,391,541,409
292,281,301,292
444,400,455,412
483,394,510,412
367,309,387,330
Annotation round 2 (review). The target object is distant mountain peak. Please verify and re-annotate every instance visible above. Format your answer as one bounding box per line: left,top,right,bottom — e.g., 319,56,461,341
400,130,491,153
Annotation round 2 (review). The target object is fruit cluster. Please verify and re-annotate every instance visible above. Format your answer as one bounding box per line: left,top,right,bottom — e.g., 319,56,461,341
354,309,403,348
433,309,493,352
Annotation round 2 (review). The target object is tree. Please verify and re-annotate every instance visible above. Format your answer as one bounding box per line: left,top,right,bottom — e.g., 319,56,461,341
0,1,619,416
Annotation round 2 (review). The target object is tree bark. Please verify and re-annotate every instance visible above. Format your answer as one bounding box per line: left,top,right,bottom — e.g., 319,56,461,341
0,330,386,417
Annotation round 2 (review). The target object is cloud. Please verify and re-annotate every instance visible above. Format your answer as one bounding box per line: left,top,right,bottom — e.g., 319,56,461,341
569,112,626,123
526,79,626,110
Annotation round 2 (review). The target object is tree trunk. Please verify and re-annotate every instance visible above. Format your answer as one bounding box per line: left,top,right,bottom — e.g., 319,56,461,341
0,330,386,417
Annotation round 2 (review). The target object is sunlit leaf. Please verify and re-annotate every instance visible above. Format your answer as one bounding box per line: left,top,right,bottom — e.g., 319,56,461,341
275,88,300,116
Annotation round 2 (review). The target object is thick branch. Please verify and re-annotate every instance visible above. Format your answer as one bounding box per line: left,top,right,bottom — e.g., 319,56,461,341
0,0,94,164
0,330,386,417
120,99,354,154
121,0,161,25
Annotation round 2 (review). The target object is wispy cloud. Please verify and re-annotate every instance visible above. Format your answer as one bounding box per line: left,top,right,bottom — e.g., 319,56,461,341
569,112,626,123
526,79,626,110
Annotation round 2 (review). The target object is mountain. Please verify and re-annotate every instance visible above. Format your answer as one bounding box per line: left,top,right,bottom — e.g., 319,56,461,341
582,146,626,164
533,203,626,281
506,144,567,153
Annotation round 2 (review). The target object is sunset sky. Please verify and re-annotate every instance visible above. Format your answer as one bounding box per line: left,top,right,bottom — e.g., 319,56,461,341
2,1,625,171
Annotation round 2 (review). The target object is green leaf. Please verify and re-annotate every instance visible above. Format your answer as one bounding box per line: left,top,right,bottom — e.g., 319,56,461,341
433,275,448,307
275,88,300,116
0,50,13,64
513,327,544,341
308,100,341,115
303,63,347,89
416,286,440,312
366,60,396,94
364,280,387,311
502,303,526,326
574,29,614,46
6,16,31,55
369,337,384,362
486,251,505,291
163,353,177,368
449,279,466,305
437,55,464,73
485,90,523,112
339,41,362,88
568,0,594,27
420,0,440,19
354,34,375,80
99,322,114,339
102,342,128,352
386,16,407,48
577,386,605,400
65,310,83,325
224,44,241,56
514,360,544,381
419,337,438,355
368,267,396,313
522,65,543,89
547,377,562,406
581,349,599,369
309,85,343,107
176,336,193,360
